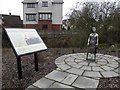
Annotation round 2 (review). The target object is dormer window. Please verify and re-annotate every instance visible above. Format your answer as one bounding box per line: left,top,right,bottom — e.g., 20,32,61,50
42,1,48,7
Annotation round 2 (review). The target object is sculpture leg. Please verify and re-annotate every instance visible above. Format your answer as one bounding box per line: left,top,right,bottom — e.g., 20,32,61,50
94,46,97,61
94,53,96,61
86,52,89,60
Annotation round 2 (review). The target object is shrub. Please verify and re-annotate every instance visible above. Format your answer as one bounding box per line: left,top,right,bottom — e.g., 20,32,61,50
109,45,117,51
114,43,120,49
98,44,109,49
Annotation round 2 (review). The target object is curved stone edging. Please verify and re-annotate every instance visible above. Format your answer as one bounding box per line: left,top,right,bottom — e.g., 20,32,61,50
55,53,120,78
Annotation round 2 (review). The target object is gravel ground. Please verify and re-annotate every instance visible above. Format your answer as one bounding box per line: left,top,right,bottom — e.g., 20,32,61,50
2,48,120,89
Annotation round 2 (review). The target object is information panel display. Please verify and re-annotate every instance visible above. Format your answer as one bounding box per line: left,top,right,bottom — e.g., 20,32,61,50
5,28,47,56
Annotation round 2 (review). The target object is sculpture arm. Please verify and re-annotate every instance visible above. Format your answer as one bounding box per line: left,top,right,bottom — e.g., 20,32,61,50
87,36,90,46
96,34,99,46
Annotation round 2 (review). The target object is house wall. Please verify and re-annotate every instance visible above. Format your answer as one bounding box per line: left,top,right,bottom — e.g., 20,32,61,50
23,0,63,30
23,24,38,28
52,24,61,30
52,1,63,24
23,3,38,24
38,20,52,30
38,0,52,13
0,19,2,26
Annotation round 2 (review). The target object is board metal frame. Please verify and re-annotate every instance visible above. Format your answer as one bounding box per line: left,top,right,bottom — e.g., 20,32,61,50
5,28,47,79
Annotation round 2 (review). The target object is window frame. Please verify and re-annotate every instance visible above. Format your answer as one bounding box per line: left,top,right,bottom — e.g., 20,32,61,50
39,13,52,20
27,3,36,8
26,14,37,21
42,1,48,7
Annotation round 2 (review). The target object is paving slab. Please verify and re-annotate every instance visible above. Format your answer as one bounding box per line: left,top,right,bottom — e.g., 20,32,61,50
55,58,65,65
78,61,89,66
33,78,55,88
75,59,83,63
81,66,92,71
70,54,80,58
57,64,71,70
89,62,101,67
114,68,120,74
100,71,119,77
106,59,117,62
106,63,119,68
77,53,86,57
100,66,114,71
72,76,99,89
56,68,62,71
108,61,118,65
66,68,84,75
104,55,114,58
83,71,102,78
113,57,119,60
66,61,77,65
96,61,108,65
71,64,83,69
62,74,78,85
49,82,75,89
92,66,104,71
45,70,69,82
26,85,42,90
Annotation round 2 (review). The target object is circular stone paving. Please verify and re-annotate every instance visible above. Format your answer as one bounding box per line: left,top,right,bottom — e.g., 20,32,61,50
55,53,120,78
26,53,120,90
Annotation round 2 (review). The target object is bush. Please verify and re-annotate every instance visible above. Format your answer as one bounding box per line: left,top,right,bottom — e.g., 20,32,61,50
43,35,88,48
98,44,109,49
107,44,120,51
109,45,117,51
114,43,120,49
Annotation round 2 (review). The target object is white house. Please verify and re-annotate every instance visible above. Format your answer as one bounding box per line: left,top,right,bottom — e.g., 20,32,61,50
22,0,64,30
0,15,2,26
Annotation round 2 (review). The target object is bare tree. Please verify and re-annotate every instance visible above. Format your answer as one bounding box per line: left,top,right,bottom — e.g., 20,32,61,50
67,1,120,45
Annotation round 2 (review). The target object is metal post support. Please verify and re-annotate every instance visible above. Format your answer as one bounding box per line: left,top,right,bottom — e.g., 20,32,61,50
17,56,22,79
34,52,38,71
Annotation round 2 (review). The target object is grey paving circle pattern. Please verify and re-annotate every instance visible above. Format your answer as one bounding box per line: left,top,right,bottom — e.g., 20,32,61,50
55,53,120,78
26,53,120,90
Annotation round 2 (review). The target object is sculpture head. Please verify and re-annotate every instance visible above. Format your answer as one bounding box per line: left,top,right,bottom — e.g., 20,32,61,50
92,27,96,33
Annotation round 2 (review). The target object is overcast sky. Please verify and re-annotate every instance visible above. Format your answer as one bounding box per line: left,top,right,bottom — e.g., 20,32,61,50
0,0,117,20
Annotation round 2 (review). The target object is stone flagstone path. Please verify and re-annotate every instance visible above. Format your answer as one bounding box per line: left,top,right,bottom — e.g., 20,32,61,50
26,53,120,90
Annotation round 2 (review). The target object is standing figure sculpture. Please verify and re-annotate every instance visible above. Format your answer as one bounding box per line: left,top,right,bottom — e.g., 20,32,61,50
86,27,99,61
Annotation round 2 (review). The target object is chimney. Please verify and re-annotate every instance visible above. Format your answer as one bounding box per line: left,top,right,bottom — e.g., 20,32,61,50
9,10,11,16
9,12,11,16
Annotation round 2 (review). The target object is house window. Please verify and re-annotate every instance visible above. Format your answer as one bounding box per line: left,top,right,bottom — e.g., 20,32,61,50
42,1,48,7
27,3,36,8
26,14,36,21
42,24,48,29
39,13,52,20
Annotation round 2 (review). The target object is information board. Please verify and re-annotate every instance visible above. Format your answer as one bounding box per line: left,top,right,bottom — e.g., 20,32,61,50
5,28,47,56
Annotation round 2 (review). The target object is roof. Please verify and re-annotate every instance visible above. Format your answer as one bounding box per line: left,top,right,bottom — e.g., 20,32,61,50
1,14,22,25
22,0,39,3
52,0,64,4
22,0,64,4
